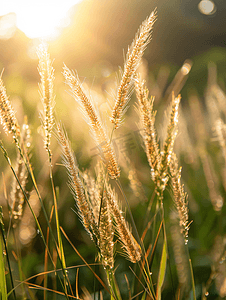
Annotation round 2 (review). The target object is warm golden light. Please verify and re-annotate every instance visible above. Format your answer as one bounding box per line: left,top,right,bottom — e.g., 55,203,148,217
198,0,216,15
0,0,82,39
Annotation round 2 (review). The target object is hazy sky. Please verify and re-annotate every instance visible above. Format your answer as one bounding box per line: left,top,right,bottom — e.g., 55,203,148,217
0,0,82,39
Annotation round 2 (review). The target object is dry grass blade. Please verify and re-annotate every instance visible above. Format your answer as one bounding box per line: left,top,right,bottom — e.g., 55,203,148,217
27,282,81,299
111,9,157,129
60,226,111,295
63,65,120,179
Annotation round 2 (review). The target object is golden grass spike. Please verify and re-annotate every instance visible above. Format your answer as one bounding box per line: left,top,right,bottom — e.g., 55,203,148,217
159,93,180,191
169,153,190,242
63,65,120,179
37,43,55,154
82,171,100,224
106,186,141,263
135,75,160,183
99,191,114,269
10,117,31,223
0,73,20,138
111,9,157,129
57,124,99,241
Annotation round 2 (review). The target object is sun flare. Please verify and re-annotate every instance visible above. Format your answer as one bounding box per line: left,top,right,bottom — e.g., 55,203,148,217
0,0,82,39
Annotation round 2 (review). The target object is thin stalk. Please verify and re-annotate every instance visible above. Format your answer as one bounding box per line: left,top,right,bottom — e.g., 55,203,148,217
186,245,196,300
0,207,16,300
19,137,71,297
12,228,25,299
106,269,122,300
44,206,54,300
48,156,72,296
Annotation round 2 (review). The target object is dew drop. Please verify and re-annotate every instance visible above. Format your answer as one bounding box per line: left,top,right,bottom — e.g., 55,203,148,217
37,229,40,234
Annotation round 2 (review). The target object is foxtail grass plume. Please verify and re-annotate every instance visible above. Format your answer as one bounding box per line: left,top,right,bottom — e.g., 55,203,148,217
63,65,120,179
160,93,180,175
10,117,31,223
57,124,99,241
79,164,114,269
135,75,160,184
106,186,141,263
169,153,190,243
37,43,55,155
0,73,20,138
156,93,181,197
111,10,157,129
82,170,101,225
135,76,181,198
99,191,114,269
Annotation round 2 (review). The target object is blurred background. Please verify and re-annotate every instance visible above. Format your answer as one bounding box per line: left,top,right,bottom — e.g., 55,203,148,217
0,0,226,90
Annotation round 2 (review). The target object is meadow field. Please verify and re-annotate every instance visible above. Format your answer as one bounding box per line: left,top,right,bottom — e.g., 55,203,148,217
0,8,226,300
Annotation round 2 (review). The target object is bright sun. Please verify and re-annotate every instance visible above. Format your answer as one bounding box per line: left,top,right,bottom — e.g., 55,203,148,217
0,0,82,39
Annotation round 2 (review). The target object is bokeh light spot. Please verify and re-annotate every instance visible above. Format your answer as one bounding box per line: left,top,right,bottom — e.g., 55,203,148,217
198,0,216,15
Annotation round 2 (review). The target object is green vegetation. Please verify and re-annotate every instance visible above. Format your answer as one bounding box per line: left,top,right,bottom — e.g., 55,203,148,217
0,9,226,300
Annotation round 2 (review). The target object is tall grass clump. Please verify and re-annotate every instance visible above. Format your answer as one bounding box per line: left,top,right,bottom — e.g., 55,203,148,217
0,7,226,300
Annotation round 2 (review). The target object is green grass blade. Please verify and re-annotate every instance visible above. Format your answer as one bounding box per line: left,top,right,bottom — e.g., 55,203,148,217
0,226,7,300
156,238,167,300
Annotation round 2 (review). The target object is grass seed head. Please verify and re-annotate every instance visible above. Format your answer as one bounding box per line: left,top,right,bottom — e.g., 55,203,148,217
111,9,157,129
0,74,20,138
63,65,120,179
37,43,55,155
106,186,141,263
57,124,99,241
